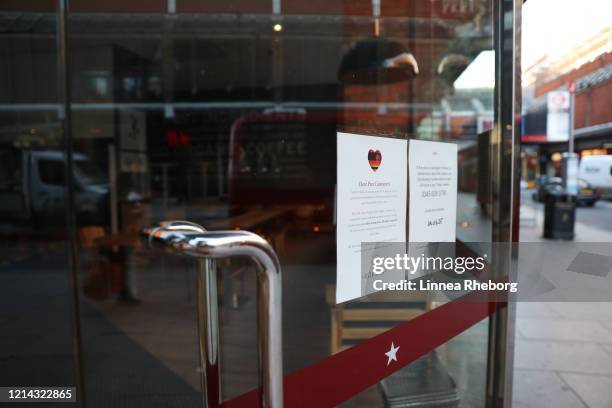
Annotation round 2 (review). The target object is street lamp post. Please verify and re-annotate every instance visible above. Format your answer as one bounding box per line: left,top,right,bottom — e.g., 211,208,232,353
569,81,575,153
562,81,579,197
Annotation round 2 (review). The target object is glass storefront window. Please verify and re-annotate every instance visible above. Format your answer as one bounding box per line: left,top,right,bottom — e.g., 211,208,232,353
0,0,518,406
0,0,76,393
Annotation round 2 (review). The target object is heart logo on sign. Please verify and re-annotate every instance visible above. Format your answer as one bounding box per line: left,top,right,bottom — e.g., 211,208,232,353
368,149,382,171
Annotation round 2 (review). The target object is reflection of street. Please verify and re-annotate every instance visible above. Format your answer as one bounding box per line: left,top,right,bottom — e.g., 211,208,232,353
0,242,76,388
514,189,612,408
574,200,612,234
513,302,612,408
520,189,612,241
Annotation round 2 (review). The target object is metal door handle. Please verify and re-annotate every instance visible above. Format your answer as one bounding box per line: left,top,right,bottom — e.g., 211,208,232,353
141,221,283,408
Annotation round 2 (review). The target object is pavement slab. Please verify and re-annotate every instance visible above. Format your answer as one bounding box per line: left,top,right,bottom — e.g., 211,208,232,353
560,373,612,408
517,318,612,343
516,302,562,319
512,370,586,408
547,302,612,321
514,339,612,375
514,198,612,407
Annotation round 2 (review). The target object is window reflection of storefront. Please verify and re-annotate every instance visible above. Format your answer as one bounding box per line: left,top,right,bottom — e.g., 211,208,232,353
0,0,518,407
1,8,497,220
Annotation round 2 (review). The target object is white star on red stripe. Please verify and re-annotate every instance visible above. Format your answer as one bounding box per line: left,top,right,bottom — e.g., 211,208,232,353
385,342,400,365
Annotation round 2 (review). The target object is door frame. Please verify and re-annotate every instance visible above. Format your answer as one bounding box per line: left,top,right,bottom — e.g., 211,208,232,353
487,0,522,406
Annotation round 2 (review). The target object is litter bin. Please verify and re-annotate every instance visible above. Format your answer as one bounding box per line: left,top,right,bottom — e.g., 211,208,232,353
543,191,575,240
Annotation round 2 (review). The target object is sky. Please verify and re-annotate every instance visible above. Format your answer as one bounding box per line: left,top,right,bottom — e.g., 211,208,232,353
522,0,612,69
454,50,495,89
455,0,611,89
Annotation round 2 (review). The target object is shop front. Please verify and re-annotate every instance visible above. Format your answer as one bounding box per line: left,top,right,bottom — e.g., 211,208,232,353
0,0,520,406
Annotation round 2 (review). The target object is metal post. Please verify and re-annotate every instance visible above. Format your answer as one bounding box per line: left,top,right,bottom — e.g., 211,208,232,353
569,89,575,153
142,221,283,408
57,0,86,405
561,83,578,200
195,258,220,408
488,0,520,406
109,145,119,238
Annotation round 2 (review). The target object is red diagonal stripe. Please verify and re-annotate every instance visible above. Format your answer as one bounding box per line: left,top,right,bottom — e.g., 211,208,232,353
220,291,503,408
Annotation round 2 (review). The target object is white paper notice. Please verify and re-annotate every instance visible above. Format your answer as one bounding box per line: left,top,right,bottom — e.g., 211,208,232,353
336,132,407,303
408,139,457,242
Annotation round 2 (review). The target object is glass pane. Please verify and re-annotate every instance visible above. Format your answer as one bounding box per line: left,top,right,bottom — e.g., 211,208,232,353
66,0,498,407
0,0,76,398
340,318,489,407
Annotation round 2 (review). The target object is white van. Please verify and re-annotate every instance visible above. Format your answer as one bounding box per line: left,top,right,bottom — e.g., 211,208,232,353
0,148,110,225
579,155,612,198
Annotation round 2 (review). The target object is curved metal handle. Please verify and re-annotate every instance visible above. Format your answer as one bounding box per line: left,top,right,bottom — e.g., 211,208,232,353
141,221,283,408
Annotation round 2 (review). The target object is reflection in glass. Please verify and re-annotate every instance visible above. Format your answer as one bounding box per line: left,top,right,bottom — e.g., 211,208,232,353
0,1,76,392
1,0,499,406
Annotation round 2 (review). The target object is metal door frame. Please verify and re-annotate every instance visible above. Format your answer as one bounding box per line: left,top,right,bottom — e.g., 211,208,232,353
487,0,522,407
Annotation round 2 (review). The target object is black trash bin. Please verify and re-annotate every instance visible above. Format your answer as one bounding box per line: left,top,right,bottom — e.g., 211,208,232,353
543,191,575,240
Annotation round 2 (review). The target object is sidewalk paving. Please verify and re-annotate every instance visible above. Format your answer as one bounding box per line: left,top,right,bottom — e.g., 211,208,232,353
514,203,612,408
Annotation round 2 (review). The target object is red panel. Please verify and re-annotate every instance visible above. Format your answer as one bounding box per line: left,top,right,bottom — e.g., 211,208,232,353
70,0,166,13
0,1,55,12
342,0,375,16
381,0,490,21
574,93,587,129
521,134,547,143
573,79,612,130
178,0,270,14
283,0,344,15
589,81,612,127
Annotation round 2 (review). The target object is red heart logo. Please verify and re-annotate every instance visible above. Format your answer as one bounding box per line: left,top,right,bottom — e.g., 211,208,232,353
368,149,382,171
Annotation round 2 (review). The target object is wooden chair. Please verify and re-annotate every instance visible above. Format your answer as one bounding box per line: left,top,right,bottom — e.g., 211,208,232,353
79,226,113,300
78,226,106,248
325,285,431,354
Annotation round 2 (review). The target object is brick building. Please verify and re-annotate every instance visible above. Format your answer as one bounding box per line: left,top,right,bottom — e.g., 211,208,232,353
521,32,612,183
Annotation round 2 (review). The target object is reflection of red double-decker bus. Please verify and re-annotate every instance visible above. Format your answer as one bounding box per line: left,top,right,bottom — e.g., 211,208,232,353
228,109,338,209
225,109,341,241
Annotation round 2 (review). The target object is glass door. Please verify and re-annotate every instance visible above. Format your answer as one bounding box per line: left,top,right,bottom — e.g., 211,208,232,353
0,3,78,403
1,0,519,406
